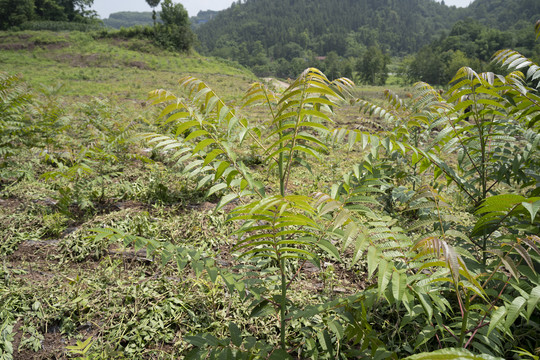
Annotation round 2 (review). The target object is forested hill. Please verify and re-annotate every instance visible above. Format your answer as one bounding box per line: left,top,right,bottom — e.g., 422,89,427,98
468,0,540,29
103,10,219,29
103,12,154,28
195,0,467,57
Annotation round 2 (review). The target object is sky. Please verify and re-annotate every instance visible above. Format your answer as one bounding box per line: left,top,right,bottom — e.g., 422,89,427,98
91,0,473,19
91,0,237,18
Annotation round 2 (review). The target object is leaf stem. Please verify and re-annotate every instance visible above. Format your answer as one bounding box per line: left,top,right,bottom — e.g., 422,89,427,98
280,257,287,350
458,291,470,347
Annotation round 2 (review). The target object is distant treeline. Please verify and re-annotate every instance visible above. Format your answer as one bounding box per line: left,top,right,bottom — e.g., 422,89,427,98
103,12,157,29
102,10,218,30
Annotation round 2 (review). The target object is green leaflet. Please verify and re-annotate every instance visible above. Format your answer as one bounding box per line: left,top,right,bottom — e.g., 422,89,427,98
487,305,506,336
367,245,378,279
527,286,540,318
404,348,504,360
316,239,340,260
228,322,242,347
521,200,540,223
377,259,392,299
505,296,526,330
392,270,407,303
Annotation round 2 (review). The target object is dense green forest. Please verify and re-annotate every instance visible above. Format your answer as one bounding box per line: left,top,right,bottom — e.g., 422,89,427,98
401,0,540,85
468,0,539,28
194,0,540,81
196,0,464,56
406,17,540,84
0,0,98,30
195,0,464,78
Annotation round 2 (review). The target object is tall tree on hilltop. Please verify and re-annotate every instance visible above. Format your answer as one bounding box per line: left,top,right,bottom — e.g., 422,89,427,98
155,0,194,51
160,0,188,27
146,0,161,26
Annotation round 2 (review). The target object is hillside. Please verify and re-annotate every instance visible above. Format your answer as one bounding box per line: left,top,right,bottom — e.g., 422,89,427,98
192,0,539,78
468,0,540,29
0,31,255,101
195,0,467,57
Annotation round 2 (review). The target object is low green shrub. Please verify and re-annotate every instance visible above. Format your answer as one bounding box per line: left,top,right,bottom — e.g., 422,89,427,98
19,21,103,32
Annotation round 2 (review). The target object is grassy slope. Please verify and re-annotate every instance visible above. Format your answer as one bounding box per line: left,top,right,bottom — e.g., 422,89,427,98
0,31,256,102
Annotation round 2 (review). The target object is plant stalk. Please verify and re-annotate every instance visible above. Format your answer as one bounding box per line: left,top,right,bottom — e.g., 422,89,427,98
458,292,470,347
280,257,287,350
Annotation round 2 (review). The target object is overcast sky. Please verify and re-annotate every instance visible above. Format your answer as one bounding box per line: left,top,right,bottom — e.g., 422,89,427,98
91,0,474,19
